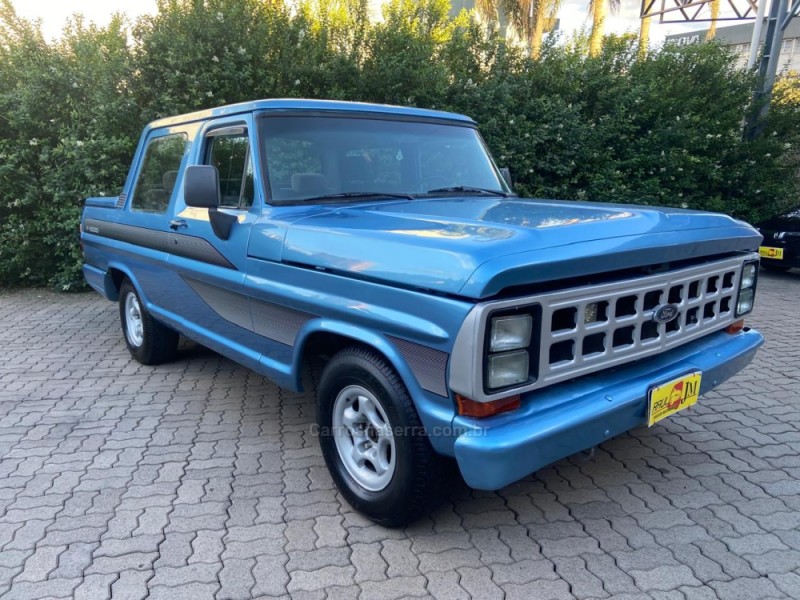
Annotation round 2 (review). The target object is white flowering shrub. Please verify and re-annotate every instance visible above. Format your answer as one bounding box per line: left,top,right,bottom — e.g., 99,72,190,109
0,0,798,289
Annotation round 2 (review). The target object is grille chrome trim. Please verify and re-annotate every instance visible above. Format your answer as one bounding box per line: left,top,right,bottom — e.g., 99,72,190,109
536,256,746,386
449,253,757,403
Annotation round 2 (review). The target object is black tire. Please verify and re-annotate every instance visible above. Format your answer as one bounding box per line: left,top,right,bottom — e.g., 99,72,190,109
118,279,179,365
761,263,791,273
317,346,445,527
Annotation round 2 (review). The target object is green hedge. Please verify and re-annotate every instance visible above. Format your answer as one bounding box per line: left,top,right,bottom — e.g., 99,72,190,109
1,0,798,290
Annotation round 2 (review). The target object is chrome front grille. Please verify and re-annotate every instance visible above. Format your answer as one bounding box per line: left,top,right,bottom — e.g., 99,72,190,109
537,256,746,387
448,253,756,403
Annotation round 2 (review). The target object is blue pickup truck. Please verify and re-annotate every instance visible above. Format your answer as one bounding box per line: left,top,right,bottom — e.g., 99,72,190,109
81,99,764,526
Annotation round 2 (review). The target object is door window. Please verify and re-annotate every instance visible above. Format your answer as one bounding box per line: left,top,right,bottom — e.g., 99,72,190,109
207,132,254,209
130,133,189,213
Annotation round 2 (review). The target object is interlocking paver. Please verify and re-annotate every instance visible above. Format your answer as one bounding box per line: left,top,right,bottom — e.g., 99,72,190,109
504,578,574,600
380,538,419,577
708,576,786,600
426,570,469,599
216,558,255,599
552,555,608,598
359,575,428,600
314,514,347,548
721,532,788,555
491,558,558,584
350,542,388,583
250,553,289,597
287,565,356,593
149,563,222,587
0,271,798,599
457,566,505,600
469,527,515,564
287,546,351,572
72,573,117,600
628,565,701,592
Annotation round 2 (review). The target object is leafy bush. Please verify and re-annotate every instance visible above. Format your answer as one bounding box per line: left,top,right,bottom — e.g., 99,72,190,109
1,0,798,289
0,6,138,289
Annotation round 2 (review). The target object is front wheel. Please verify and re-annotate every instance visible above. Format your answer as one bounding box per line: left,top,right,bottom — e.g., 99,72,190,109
317,346,445,527
119,279,179,365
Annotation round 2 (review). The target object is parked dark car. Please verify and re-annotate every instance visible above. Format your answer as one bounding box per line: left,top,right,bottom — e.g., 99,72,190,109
757,205,800,272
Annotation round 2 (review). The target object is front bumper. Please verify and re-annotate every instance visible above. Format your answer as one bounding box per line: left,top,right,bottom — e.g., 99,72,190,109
761,255,800,269
453,328,763,490
760,238,800,268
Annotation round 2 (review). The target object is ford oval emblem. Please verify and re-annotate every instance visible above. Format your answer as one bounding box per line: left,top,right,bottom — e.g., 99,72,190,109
653,304,680,323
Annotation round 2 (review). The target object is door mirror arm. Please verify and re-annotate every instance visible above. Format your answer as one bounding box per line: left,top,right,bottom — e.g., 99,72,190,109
208,208,237,241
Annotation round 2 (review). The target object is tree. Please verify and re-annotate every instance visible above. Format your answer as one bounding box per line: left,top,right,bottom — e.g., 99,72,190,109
588,0,621,57
474,0,500,26
474,0,561,59
638,15,651,57
706,0,721,40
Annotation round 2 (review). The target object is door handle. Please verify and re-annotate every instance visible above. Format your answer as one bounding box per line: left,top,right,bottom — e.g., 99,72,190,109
169,219,187,230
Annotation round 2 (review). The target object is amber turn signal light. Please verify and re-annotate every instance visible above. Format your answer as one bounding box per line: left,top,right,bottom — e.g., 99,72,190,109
725,319,745,334
456,394,520,418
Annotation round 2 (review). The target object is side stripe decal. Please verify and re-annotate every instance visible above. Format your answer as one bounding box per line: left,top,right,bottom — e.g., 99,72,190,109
85,218,237,270
184,276,314,348
185,278,450,397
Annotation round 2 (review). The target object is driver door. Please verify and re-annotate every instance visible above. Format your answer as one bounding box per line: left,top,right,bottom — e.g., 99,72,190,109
160,116,262,356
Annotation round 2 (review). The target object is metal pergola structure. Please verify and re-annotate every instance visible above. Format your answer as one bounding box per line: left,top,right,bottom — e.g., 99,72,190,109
640,0,799,137
640,0,758,24
749,0,800,136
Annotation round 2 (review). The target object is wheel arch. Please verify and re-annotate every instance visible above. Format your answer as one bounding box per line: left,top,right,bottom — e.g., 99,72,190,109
293,322,417,395
104,264,143,303
292,320,457,457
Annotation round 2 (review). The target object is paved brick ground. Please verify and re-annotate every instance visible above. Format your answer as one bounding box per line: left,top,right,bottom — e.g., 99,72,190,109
0,270,799,600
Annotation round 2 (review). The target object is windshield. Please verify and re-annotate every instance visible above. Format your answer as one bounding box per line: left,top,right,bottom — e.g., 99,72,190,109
258,115,508,203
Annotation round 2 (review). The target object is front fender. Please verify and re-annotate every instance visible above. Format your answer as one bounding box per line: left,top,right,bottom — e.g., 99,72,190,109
292,319,457,455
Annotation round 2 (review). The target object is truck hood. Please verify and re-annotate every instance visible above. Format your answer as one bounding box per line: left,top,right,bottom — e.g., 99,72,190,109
278,197,761,299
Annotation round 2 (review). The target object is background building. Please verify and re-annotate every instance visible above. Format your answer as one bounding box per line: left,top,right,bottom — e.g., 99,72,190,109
665,20,800,73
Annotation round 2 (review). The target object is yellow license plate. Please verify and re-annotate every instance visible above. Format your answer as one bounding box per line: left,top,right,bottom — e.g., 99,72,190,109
647,372,702,427
760,246,784,260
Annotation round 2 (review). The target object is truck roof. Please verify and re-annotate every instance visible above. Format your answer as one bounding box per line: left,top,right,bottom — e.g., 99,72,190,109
146,98,476,129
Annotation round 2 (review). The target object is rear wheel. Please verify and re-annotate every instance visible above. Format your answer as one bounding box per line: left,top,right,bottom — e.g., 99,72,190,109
119,279,178,365
317,346,445,527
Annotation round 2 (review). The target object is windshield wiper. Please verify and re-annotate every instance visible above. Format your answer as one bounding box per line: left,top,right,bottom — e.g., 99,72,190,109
301,191,416,202
425,186,512,197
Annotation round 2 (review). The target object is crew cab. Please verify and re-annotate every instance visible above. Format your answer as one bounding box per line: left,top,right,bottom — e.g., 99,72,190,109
80,99,764,526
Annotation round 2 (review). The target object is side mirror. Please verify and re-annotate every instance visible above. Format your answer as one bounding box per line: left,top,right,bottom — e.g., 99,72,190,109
499,167,513,189
184,165,221,208
183,165,236,241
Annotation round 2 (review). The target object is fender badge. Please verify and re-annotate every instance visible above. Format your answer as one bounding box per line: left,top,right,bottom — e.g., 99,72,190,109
653,304,680,324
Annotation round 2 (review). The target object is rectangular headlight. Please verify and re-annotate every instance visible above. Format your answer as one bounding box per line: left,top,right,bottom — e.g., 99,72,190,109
736,288,755,316
490,315,533,352
740,262,757,289
487,350,529,389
